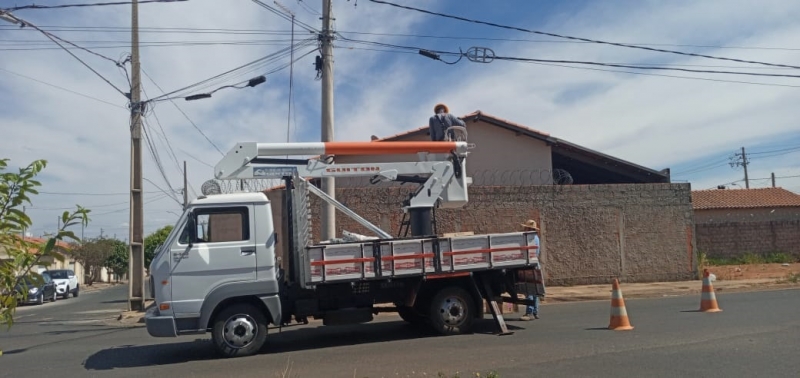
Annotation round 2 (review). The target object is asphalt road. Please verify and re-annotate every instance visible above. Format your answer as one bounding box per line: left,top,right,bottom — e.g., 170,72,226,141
1,284,798,378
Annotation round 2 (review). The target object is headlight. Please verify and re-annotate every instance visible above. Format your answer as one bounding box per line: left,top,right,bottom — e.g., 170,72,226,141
29,287,39,294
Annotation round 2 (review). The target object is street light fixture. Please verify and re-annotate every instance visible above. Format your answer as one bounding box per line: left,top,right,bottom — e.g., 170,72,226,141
185,75,266,101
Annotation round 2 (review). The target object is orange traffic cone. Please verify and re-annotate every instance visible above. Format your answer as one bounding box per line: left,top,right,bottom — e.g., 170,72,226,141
608,278,634,331
699,269,722,312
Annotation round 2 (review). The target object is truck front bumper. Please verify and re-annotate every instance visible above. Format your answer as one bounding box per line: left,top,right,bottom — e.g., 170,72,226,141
144,306,177,337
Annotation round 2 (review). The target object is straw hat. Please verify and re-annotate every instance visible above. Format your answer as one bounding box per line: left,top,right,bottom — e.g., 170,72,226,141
433,103,449,114
520,219,539,230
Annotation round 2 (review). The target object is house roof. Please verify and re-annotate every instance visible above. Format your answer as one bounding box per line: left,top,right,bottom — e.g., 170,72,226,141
376,110,551,142
23,236,72,250
378,110,670,184
692,187,800,210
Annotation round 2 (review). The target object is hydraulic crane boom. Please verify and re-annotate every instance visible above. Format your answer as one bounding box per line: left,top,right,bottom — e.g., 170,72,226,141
214,141,472,209
212,140,472,238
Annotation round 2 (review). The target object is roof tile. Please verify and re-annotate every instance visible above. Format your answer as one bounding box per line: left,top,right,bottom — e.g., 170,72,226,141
691,187,800,210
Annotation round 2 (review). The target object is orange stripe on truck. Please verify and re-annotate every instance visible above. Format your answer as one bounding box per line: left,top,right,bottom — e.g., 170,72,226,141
443,245,538,257
324,141,459,155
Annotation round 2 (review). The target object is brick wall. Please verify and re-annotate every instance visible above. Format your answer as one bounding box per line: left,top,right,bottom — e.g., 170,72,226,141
302,183,696,285
695,207,800,224
696,220,800,259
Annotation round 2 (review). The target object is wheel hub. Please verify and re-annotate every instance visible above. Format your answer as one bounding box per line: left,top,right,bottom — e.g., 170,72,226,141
223,314,257,349
438,297,466,325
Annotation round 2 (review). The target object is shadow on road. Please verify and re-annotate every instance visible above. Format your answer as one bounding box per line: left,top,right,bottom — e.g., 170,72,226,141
84,319,512,370
101,299,128,304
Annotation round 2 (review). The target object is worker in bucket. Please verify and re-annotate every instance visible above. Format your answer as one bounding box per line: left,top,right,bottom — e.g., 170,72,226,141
520,219,541,321
429,103,466,141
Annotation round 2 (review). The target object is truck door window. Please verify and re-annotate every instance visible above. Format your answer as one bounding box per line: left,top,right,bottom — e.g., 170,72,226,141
180,207,249,244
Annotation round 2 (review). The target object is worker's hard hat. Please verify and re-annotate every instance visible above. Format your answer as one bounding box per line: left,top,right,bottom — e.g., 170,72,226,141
520,219,539,231
434,103,449,114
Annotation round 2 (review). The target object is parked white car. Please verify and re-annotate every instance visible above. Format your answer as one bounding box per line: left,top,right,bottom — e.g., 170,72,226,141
46,269,80,299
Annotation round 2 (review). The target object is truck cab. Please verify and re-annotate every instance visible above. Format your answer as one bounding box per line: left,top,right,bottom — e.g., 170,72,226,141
146,193,282,355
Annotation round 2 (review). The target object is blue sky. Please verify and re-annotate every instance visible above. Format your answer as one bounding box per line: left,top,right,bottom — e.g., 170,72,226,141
2,0,800,239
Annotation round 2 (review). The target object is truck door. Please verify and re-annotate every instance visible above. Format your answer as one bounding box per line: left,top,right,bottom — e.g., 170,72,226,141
170,205,257,316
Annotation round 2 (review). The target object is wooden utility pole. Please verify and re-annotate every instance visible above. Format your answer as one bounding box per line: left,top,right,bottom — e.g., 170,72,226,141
128,0,146,312
320,0,336,241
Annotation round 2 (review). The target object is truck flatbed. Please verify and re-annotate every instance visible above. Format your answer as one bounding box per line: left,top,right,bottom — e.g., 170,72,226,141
301,231,539,285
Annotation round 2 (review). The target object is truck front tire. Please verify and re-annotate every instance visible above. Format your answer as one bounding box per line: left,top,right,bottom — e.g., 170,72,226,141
211,303,268,358
428,286,475,335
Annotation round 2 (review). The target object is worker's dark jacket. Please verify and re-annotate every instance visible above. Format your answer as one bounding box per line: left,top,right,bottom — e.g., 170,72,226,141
428,113,466,141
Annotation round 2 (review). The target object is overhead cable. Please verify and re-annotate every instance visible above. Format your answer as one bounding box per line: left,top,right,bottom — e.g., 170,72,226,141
3,15,127,96
494,56,800,79
3,0,187,12
367,0,800,70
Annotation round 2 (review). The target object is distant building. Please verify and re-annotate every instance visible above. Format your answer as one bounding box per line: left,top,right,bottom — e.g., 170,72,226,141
692,187,800,259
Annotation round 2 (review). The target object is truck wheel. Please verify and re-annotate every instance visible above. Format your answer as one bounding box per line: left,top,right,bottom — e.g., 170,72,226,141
428,286,475,335
211,303,268,358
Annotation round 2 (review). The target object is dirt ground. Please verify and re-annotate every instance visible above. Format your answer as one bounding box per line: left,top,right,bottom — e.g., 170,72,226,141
706,263,800,281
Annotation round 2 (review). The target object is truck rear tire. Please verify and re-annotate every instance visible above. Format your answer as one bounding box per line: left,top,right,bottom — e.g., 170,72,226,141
428,286,475,335
211,303,268,358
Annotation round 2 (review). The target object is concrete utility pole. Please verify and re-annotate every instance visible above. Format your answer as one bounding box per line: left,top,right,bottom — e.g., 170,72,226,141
128,0,146,312
771,172,776,188
320,0,336,241
741,146,750,189
183,161,188,209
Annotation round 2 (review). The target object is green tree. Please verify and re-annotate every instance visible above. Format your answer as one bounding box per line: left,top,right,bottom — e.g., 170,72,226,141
0,158,89,354
104,239,128,281
72,237,117,285
145,225,173,270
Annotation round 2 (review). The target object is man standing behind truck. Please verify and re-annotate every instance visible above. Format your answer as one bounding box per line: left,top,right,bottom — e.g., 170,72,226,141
520,219,541,321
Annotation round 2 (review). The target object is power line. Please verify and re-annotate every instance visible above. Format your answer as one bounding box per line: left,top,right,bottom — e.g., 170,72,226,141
2,13,127,96
337,42,800,70
0,25,300,35
4,0,187,11
6,24,800,53
334,30,800,52
367,0,800,71
145,38,315,102
748,146,800,156
91,193,172,216
337,37,800,88
517,61,800,89
141,118,182,206
0,67,126,108
37,190,162,196
0,39,303,51
251,0,319,34
492,56,800,79
672,160,731,176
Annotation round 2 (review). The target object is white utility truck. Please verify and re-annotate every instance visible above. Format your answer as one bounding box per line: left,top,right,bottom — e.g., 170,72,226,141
145,140,544,358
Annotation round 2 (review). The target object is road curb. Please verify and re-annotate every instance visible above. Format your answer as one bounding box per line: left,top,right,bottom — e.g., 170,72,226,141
542,281,800,304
